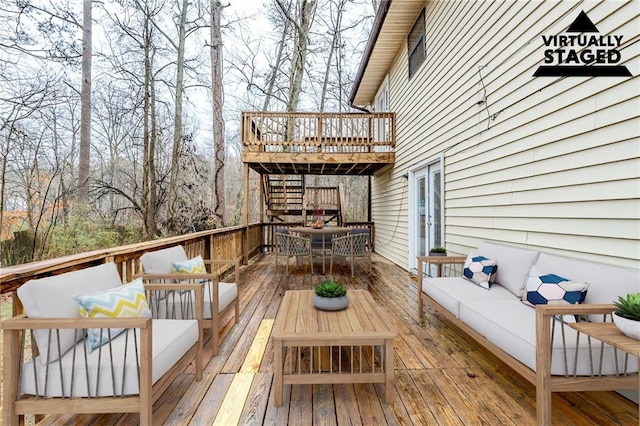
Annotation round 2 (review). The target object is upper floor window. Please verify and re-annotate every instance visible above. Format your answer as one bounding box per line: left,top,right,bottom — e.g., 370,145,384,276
407,8,426,79
375,76,389,142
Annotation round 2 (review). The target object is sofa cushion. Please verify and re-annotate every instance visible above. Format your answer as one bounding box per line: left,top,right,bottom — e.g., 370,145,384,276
17,263,123,364
458,299,638,376
20,319,198,397
422,277,515,318
462,255,497,290
476,242,539,298
534,253,639,306
74,278,152,352
148,281,237,320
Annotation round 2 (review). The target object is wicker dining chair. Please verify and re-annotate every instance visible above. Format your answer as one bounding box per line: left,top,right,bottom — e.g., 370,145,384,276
275,230,314,275
330,230,371,277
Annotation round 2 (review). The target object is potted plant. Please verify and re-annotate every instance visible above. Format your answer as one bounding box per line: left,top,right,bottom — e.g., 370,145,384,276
612,292,640,340
429,246,447,256
313,280,348,311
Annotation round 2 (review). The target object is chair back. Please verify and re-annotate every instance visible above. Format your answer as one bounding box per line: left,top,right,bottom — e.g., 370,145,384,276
277,233,311,255
141,245,189,275
333,232,369,256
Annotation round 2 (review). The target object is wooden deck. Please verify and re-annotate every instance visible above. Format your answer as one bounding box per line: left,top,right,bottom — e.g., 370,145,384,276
31,253,638,425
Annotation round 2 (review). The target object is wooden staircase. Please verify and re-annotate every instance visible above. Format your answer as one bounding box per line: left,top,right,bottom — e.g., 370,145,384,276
264,175,304,222
264,176,342,225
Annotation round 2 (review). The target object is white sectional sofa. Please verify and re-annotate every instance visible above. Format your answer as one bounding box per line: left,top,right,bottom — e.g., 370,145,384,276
416,242,639,423
2,263,203,426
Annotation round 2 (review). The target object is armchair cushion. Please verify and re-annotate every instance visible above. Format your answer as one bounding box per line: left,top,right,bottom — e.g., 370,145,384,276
141,246,190,299
17,263,124,364
141,246,189,276
73,278,152,352
148,281,237,320
20,319,198,397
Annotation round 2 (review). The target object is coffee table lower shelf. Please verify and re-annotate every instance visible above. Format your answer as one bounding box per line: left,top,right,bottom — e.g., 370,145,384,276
272,290,397,406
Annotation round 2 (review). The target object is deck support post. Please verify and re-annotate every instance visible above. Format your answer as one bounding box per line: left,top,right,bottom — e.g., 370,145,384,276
244,163,250,265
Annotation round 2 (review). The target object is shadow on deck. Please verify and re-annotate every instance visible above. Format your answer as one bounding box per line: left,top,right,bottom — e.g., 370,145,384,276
34,253,638,425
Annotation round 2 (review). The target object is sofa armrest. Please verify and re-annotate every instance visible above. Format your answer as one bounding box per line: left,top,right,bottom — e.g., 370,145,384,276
535,303,615,317
416,256,467,323
535,304,616,362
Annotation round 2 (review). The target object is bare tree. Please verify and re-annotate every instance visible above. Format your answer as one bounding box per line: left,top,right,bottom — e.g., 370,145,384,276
276,0,317,112
77,0,92,202
210,0,226,226
261,0,293,113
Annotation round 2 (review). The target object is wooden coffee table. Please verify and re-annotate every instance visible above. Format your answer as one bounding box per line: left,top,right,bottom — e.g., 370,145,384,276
272,290,397,406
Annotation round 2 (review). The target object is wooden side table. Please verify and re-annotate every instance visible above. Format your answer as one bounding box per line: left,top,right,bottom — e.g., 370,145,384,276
416,255,467,278
568,322,640,423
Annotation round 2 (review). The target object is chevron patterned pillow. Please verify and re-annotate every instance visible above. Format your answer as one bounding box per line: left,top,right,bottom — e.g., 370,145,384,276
74,278,152,352
172,255,206,275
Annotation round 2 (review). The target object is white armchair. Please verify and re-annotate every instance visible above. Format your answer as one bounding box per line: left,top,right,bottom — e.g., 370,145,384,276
138,245,240,356
2,263,202,426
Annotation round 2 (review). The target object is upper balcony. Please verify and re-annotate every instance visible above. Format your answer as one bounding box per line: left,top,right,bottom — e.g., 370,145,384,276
241,112,395,175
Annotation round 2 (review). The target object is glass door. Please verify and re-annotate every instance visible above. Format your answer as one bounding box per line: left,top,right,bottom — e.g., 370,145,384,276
409,161,443,275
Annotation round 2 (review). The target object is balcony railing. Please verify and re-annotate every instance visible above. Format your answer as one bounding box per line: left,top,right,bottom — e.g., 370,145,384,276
242,111,395,153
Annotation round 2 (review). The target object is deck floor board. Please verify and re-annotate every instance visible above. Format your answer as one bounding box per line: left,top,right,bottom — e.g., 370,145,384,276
33,252,638,425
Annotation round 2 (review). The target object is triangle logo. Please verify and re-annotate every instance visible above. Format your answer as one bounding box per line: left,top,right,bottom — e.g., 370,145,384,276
567,10,599,33
533,10,632,77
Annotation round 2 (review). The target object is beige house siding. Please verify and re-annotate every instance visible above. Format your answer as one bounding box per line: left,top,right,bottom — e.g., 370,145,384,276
369,0,639,269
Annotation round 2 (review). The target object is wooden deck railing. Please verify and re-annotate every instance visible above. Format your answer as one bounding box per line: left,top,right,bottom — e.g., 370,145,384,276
242,112,395,153
1,222,375,315
1,225,260,316
304,186,339,210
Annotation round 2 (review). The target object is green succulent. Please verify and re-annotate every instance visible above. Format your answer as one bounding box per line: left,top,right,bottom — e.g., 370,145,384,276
314,280,347,298
613,292,640,321
429,246,447,253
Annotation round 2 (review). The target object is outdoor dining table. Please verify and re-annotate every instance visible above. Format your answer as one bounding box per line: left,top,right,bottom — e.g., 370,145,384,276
289,226,351,274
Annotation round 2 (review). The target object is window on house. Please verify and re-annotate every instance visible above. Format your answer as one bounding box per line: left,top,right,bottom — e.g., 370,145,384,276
375,77,389,143
407,8,426,79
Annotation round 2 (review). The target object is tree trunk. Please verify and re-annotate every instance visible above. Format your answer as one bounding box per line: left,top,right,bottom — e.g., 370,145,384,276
211,0,225,226
319,0,346,112
78,0,92,202
141,16,157,239
287,0,316,113
167,0,189,221
261,0,292,114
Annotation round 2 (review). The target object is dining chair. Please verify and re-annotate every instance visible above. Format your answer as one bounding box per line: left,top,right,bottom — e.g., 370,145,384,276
330,230,371,277
138,245,240,356
275,230,314,275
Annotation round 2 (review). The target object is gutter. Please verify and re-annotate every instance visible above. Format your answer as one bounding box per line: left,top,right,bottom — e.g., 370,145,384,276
348,0,392,111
